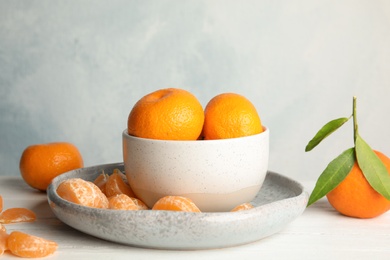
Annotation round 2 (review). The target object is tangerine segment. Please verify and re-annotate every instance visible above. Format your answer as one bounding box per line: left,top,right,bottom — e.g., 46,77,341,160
57,178,109,209
231,203,254,212
0,225,8,256
108,194,138,210
7,231,58,258
0,195,3,212
93,172,109,194
105,170,135,198
131,197,149,210
0,208,36,224
152,196,201,212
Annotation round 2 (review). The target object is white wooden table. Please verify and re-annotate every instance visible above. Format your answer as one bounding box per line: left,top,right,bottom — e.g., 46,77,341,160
1,176,389,260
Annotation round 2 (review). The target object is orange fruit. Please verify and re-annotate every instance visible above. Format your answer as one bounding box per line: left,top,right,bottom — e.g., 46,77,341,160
0,195,2,212
56,178,109,209
19,142,83,191
7,231,58,258
0,208,36,224
105,170,135,198
231,202,254,212
326,150,390,218
152,196,201,212
202,93,263,140
127,88,204,140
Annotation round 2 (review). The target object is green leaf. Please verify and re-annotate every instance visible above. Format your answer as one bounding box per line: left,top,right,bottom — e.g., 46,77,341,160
355,134,390,200
305,117,350,152
307,147,355,207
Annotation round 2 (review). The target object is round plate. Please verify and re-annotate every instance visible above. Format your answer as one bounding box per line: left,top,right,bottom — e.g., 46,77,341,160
47,163,308,250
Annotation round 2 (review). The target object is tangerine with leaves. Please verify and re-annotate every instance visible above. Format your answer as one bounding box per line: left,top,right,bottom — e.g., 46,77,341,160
306,97,390,218
127,88,204,140
326,150,390,218
20,142,83,191
202,93,263,140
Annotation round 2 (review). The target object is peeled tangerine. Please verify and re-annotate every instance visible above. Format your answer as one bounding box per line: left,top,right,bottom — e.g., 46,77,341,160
7,231,58,258
56,178,109,209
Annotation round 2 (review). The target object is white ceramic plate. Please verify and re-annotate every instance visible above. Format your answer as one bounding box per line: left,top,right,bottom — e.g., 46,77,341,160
47,163,308,250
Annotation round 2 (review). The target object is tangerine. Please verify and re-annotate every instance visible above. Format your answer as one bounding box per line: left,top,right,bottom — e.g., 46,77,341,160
152,196,201,212
20,142,83,191
326,150,390,218
93,172,110,194
7,231,58,258
56,178,109,209
127,88,204,140
202,93,263,140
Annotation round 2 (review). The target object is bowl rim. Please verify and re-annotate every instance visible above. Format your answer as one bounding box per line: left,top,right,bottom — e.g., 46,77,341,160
122,126,269,143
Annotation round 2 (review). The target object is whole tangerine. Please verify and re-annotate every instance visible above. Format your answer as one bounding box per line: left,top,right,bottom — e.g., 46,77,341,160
19,142,83,191
202,93,263,140
326,150,390,218
127,88,204,140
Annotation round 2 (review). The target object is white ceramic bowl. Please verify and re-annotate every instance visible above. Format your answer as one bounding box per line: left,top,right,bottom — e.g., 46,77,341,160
122,127,269,212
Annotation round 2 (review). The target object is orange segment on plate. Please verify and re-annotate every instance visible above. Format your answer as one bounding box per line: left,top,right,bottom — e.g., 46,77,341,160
152,196,201,212
131,197,149,210
7,231,58,258
231,202,254,212
108,194,139,210
105,170,135,198
0,208,36,224
56,178,109,209
93,172,110,194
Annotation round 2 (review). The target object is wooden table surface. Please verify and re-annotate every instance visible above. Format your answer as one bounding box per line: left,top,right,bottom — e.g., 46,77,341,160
0,176,389,260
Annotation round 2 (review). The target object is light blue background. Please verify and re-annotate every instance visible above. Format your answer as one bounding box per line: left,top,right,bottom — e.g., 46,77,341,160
1,0,389,181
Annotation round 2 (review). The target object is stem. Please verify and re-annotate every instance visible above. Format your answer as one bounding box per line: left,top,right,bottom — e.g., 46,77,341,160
353,96,358,145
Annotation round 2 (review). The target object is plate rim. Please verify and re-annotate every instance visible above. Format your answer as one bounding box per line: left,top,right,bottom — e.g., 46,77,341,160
47,162,309,249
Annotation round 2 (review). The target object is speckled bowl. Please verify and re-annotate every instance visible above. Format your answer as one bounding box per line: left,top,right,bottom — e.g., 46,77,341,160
122,127,269,212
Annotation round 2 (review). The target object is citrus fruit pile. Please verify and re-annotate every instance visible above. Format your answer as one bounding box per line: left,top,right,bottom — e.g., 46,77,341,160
127,88,263,140
56,169,252,213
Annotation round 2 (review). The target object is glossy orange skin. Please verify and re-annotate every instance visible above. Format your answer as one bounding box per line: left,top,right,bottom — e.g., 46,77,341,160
127,88,204,140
